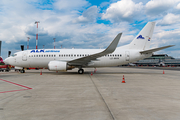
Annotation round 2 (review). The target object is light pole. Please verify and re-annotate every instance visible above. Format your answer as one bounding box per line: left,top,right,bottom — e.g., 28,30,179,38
35,21,40,49
27,37,30,49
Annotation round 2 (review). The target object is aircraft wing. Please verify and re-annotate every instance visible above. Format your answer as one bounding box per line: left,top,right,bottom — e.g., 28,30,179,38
68,33,122,66
140,45,174,54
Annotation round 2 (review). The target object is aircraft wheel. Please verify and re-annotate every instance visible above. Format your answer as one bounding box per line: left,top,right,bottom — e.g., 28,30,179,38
78,69,84,74
20,69,25,73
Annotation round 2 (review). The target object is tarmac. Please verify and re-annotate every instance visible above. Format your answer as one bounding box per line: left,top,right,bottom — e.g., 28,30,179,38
0,67,180,120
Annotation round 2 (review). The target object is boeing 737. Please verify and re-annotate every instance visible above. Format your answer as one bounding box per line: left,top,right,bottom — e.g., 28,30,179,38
4,22,174,74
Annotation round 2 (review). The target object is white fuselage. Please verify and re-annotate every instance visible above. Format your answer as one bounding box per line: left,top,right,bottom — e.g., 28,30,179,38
6,47,152,69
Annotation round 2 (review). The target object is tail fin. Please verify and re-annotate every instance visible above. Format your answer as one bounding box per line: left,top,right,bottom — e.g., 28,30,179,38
0,57,5,65
128,22,156,50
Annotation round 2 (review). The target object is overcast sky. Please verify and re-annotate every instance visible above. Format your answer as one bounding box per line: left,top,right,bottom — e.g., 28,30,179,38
1,0,180,58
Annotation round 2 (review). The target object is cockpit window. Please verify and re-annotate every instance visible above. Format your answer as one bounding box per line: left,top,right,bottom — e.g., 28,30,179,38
11,54,17,57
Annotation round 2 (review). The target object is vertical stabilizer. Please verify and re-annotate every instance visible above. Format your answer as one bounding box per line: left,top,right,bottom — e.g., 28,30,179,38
128,22,156,50
0,41,1,56
0,41,5,64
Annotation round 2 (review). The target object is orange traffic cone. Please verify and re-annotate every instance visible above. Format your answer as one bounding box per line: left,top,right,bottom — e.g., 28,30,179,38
91,72,93,76
40,70,42,75
163,70,165,74
122,75,126,83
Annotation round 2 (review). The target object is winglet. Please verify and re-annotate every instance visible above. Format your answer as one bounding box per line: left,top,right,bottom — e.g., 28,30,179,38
103,33,122,54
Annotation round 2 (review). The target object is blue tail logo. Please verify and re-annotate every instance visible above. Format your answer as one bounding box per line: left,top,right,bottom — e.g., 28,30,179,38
137,35,145,39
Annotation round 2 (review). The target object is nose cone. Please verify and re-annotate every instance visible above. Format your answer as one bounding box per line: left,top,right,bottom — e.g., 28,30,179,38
4,58,9,65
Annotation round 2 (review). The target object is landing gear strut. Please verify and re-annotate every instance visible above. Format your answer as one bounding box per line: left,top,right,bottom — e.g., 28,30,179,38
78,69,84,74
19,69,25,73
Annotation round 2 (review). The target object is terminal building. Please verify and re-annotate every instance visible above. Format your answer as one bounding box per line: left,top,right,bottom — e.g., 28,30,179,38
133,54,180,67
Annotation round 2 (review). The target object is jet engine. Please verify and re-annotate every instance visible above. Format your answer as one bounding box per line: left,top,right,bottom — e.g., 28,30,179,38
48,61,67,71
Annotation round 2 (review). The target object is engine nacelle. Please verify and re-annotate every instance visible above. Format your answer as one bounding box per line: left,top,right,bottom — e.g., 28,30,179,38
48,61,67,71
15,66,23,70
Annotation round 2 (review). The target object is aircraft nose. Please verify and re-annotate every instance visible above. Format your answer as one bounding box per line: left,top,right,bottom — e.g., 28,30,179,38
4,58,9,65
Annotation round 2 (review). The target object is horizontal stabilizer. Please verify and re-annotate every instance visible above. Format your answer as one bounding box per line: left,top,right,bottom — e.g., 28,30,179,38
140,45,175,54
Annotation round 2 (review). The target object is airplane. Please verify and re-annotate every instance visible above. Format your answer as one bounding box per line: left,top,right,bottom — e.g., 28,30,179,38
4,22,174,74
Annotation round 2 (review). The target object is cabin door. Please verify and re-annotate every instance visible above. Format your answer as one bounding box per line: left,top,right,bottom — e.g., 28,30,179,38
22,51,27,61
125,51,130,61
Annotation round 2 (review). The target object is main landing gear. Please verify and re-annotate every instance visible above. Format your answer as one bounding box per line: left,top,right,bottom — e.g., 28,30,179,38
78,69,84,74
18,69,25,73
